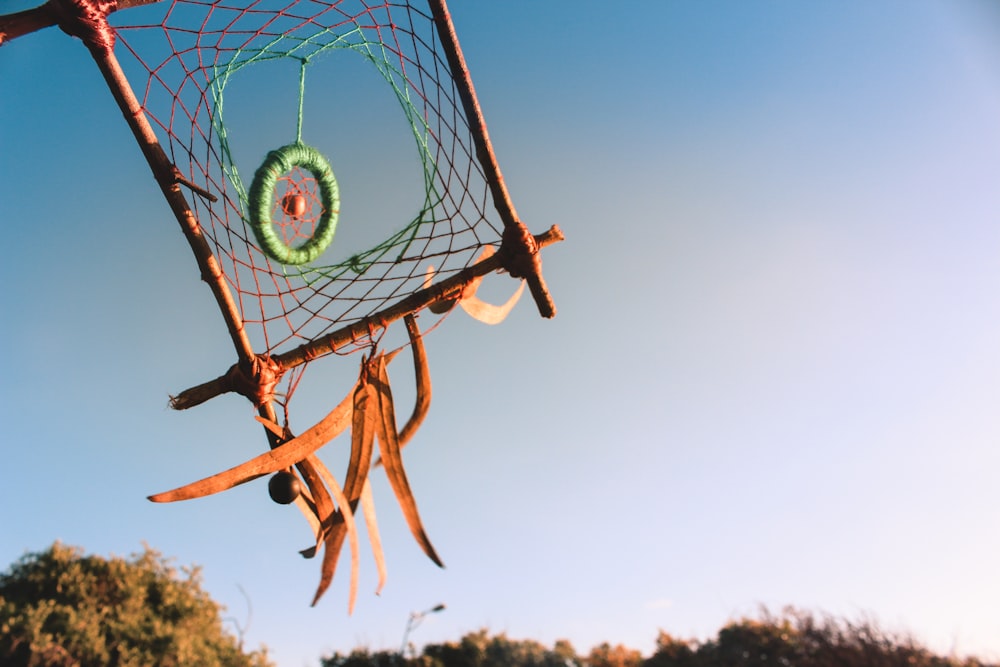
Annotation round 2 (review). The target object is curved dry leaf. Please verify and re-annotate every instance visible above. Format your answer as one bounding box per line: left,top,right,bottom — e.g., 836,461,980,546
374,313,432,469
425,265,458,314
424,246,493,314
296,455,336,558
346,380,377,503
148,386,356,503
398,314,431,447
312,457,360,612
358,480,387,595
458,279,526,325
254,413,326,550
373,355,444,568
309,358,382,607
294,491,322,555
256,415,286,439
424,246,522,324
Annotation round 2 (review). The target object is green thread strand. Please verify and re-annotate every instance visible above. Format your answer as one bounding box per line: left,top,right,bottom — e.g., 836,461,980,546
296,58,306,144
248,142,340,265
209,18,442,275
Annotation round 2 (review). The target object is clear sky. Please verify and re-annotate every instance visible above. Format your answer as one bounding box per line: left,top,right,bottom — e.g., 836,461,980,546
2,2,1000,665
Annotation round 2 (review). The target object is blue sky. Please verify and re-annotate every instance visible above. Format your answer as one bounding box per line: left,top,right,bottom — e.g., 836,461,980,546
2,2,1000,665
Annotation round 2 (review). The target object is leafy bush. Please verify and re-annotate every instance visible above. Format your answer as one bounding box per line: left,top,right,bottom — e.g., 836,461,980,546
322,610,997,667
0,542,272,667
646,607,997,667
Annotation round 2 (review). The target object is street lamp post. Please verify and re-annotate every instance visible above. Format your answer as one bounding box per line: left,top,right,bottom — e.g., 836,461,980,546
399,603,446,659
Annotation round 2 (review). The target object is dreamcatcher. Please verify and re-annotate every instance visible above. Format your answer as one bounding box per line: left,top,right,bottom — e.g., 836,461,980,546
1,0,562,609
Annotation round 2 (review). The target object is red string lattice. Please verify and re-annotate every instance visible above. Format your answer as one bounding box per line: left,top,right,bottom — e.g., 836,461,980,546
112,0,504,359
274,168,324,247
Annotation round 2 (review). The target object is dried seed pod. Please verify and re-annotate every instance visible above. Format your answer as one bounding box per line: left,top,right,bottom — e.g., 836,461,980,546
268,470,302,504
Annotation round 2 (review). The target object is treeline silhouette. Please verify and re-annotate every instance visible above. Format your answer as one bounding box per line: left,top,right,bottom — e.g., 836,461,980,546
3,544,994,667
322,608,996,667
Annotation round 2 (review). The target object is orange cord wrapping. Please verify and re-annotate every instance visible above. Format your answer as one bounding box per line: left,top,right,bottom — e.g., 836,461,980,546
224,355,283,407
49,0,117,51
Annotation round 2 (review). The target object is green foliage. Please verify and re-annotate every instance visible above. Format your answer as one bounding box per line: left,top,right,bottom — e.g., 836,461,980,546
422,629,578,667
644,632,697,667
322,630,582,667
646,608,997,667
587,641,643,667
323,611,997,667
321,647,403,667
0,542,273,667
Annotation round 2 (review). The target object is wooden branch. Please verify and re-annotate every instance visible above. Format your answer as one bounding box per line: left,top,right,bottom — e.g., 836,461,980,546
70,1,256,367
168,225,564,410
0,0,159,46
0,4,56,44
428,0,558,318
275,226,563,370
169,375,231,410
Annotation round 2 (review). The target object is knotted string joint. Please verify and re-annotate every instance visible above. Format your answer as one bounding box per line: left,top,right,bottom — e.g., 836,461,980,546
498,221,557,319
498,222,539,280
49,0,117,51
224,355,283,407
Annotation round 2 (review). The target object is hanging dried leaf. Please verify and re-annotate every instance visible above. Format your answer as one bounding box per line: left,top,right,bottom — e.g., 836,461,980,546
256,415,286,439
424,246,524,324
458,279,526,325
148,385,356,503
398,314,431,447
372,314,432,466
306,365,380,600
346,377,377,504
294,490,322,548
296,455,336,558
310,357,382,607
312,456,361,611
426,265,458,314
358,480,387,594
373,355,444,568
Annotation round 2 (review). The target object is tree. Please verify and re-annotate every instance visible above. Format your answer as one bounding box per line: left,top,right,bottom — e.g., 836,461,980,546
643,632,697,667
320,617,998,667
697,616,800,667
587,641,643,667
322,630,583,667
321,646,402,667
643,607,999,667
0,542,273,667
421,629,579,667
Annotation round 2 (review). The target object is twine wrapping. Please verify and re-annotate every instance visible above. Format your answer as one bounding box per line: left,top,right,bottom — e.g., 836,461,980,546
248,142,340,265
224,355,283,407
50,0,117,51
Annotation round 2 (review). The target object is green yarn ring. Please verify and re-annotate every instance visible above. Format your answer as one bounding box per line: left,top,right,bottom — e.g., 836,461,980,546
248,142,340,265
